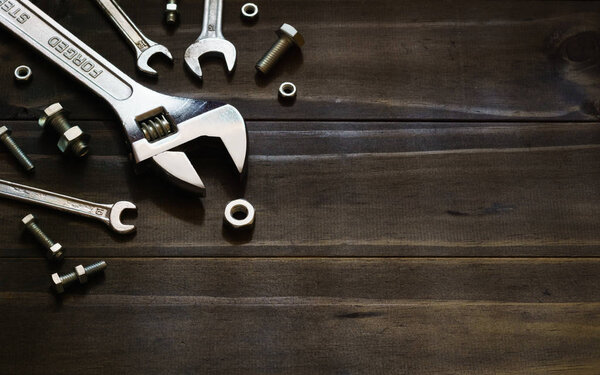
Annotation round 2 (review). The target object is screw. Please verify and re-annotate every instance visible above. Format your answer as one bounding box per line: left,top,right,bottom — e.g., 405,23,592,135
21,214,64,261
39,103,90,158
0,126,34,172
256,23,305,75
165,0,179,25
51,261,107,294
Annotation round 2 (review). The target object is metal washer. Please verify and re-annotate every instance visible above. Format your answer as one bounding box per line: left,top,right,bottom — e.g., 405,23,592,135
224,199,255,228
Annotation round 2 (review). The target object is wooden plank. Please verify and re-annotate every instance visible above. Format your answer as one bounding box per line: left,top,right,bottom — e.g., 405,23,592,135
1,120,599,257
0,1,598,121
1,258,600,374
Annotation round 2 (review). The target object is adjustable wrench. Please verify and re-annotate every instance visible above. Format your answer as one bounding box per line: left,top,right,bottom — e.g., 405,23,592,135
0,0,247,195
185,0,236,80
94,0,173,76
0,178,136,234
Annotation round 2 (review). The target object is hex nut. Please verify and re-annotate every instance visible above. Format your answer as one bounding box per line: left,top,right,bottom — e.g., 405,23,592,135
57,126,90,154
224,199,255,229
21,213,36,226
48,243,64,261
51,273,64,294
279,82,297,99
14,65,32,81
277,23,305,47
241,3,258,21
75,265,88,284
38,103,64,128
165,3,178,12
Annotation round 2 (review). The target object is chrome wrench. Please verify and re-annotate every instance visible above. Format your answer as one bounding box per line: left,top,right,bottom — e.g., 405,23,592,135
94,0,172,76
0,178,136,234
185,0,236,80
0,0,247,195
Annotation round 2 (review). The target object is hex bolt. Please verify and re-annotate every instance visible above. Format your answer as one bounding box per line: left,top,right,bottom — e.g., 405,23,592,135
0,126,34,172
165,0,179,25
51,261,107,294
38,103,90,158
21,214,64,261
256,23,305,75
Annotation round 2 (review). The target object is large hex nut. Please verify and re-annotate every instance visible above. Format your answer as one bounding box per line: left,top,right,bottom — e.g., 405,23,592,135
277,23,305,47
57,126,90,154
38,103,64,128
75,265,88,284
51,273,65,294
48,243,64,261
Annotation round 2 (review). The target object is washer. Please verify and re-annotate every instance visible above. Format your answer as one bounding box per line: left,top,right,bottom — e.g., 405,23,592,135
278,82,297,99
14,65,32,81
241,3,258,21
224,199,255,229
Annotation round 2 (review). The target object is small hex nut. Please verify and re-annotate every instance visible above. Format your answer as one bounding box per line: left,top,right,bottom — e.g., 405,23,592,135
38,103,64,128
57,126,90,154
51,273,64,294
48,243,64,261
278,23,305,47
21,213,36,227
241,3,258,21
224,199,255,229
75,265,88,284
0,126,10,138
165,3,178,12
14,65,32,81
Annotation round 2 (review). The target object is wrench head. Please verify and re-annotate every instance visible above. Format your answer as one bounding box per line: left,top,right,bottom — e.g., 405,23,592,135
138,44,173,76
184,39,237,80
109,201,137,234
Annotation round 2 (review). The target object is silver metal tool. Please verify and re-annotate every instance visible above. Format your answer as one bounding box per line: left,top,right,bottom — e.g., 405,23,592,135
185,0,236,80
0,178,136,234
94,0,173,76
0,0,247,195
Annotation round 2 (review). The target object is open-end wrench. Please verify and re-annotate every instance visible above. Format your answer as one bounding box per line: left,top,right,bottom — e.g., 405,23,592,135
184,0,236,80
0,178,136,234
94,0,173,76
0,0,247,195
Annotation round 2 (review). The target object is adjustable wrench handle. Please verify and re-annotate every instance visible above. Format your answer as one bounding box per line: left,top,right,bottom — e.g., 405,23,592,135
199,0,224,39
0,178,112,226
94,0,157,57
0,0,142,105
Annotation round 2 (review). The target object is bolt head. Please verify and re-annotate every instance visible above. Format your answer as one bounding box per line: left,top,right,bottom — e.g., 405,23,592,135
21,213,37,227
57,126,90,155
38,103,64,128
47,243,64,261
165,3,178,12
0,126,10,138
75,265,88,284
277,23,304,47
51,273,64,294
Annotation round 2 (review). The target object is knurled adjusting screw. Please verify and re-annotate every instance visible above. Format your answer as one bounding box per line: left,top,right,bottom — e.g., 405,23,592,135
0,125,34,172
38,103,90,158
256,23,305,75
22,214,64,261
51,261,107,294
165,0,179,25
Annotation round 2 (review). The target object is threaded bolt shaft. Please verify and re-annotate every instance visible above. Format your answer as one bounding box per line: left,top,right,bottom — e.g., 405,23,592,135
25,221,55,249
52,261,107,293
0,127,34,172
256,37,294,74
165,0,178,25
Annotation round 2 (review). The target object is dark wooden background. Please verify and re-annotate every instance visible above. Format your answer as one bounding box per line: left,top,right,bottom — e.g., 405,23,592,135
1,0,600,373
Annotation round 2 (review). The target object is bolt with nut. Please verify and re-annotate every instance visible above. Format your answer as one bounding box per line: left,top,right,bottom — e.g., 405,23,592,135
39,103,90,158
22,214,64,261
51,261,107,294
256,23,304,75
165,0,179,25
0,125,35,172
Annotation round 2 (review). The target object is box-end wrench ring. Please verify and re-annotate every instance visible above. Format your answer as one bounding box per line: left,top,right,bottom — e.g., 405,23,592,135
0,179,136,234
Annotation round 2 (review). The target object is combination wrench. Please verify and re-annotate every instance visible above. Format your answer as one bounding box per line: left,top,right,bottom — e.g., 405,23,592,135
0,179,136,234
94,0,173,76
185,0,236,80
0,0,247,195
